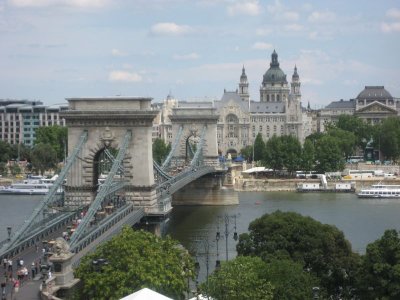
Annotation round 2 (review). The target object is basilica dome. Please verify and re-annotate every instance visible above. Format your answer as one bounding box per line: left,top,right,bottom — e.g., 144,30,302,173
262,50,287,85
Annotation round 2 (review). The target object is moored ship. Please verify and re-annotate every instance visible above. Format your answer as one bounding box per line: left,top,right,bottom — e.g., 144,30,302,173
357,184,400,198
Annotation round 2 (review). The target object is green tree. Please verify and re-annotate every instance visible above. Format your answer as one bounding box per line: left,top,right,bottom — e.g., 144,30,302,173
35,125,68,161
264,259,320,300
280,135,302,175
327,127,356,160
376,117,400,162
301,139,315,172
152,138,171,164
30,143,58,175
0,140,13,162
357,229,400,300
335,115,372,150
237,211,360,298
314,135,345,172
202,256,274,300
253,133,265,162
240,145,253,162
0,162,7,176
264,135,284,173
74,227,194,300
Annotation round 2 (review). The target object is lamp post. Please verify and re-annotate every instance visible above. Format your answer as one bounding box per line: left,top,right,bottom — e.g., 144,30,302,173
312,286,320,299
6,227,12,242
216,214,239,262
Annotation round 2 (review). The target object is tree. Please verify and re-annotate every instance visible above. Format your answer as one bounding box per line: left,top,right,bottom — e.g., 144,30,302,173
335,115,372,150
264,135,284,173
201,256,274,300
240,145,253,162
237,211,360,298
35,125,68,162
327,128,356,160
30,143,58,175
263,259,320,300
0,140,13,162
376,117,400,162
74,227,194,300
253,133,265,162
280,135,302,175
152,138,171,165
357,229,400,299
301,139,315,172
314,135,345,173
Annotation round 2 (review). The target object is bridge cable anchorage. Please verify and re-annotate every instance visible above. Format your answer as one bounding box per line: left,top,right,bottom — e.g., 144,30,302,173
190,125,206,168
3,130,88,251
69,130,132,248
161,125,183,170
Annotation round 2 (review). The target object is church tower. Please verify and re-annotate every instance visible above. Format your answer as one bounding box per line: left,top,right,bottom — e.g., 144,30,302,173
291,65,301,100
238,65,250,102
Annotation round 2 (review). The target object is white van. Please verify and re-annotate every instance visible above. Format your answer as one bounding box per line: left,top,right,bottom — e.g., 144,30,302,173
384,173,396,179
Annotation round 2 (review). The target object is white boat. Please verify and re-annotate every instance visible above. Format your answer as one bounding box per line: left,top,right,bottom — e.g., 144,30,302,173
357,183,400,198
0,175,62,195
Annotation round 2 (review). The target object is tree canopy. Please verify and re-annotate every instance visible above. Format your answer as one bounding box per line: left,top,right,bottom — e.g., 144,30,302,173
152,138,171,165
357,229,400,299
35,125,67,162
201,256,274,300
74,227,194,300
236,211,360,297
30,143,57,175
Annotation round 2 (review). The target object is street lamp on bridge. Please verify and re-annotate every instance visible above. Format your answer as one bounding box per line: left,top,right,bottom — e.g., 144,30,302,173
6,227,12,242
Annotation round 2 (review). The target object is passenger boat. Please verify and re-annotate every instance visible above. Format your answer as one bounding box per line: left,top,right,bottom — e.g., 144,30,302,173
357,184,400,198
0,175,62,195
0,182,54,195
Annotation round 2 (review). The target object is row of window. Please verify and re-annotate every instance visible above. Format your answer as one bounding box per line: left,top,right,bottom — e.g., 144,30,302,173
251,117,285,122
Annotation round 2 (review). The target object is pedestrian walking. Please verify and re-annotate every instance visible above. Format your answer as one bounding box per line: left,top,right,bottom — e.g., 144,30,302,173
31,262,36,279
7,259,12,272
2,258,7,269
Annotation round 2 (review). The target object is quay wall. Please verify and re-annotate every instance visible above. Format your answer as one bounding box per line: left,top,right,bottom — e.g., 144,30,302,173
234,178,400,192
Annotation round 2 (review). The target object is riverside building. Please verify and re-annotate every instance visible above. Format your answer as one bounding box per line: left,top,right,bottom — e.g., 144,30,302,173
0,99,67,146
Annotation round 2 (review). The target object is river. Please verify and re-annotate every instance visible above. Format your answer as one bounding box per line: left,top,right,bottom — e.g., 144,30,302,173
1,191,400,280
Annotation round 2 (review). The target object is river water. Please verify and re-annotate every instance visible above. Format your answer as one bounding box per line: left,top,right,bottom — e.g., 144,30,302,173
1,192,400,280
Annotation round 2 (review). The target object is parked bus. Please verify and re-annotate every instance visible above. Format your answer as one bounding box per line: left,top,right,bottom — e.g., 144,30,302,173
346,156,364,164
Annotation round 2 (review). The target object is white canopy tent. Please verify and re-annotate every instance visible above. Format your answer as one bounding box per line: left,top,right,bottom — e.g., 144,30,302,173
120,288,173,300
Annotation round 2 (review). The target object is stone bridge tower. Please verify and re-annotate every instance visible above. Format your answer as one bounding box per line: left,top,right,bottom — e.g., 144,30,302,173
169,106,219,167
61,97,159,212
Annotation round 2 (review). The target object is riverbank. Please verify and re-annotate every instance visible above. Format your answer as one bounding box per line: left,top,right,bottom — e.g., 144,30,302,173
233,177,400,192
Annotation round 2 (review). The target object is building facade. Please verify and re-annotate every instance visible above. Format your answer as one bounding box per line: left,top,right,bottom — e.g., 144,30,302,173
318,86,399,132
0,99,68,146
214,50,304,155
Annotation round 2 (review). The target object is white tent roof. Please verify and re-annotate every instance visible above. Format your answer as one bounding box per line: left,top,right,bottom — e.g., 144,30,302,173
120,288,173,300
242,167,272,173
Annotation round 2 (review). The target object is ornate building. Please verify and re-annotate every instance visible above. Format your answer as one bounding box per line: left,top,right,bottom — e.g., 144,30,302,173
318,86,399,132
214,50,304,155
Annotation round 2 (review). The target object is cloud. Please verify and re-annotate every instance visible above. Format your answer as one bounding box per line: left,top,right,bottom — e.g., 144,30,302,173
8,0,110,8
256,27,272,36
283,11,299,21
284,23,303,32
266,0,284,14
386,8,400,19
149,22,193,36
308,10,336,23
381,22,400,33
381,8,400,33
227,0,261,16
111,48,127,57
173,52,200,60
109,71,142,82
252,42,273,50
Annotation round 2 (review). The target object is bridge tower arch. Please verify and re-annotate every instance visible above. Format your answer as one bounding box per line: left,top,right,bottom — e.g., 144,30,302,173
61,97,159,212
168,107,219,167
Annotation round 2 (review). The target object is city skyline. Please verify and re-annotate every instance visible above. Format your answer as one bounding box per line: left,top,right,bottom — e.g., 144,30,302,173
0,0,399,107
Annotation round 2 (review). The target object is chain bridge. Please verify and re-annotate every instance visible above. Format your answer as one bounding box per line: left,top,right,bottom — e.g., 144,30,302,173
0,97,225,268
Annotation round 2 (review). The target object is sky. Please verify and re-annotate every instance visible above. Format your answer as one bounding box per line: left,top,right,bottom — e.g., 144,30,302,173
0,0,399,108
